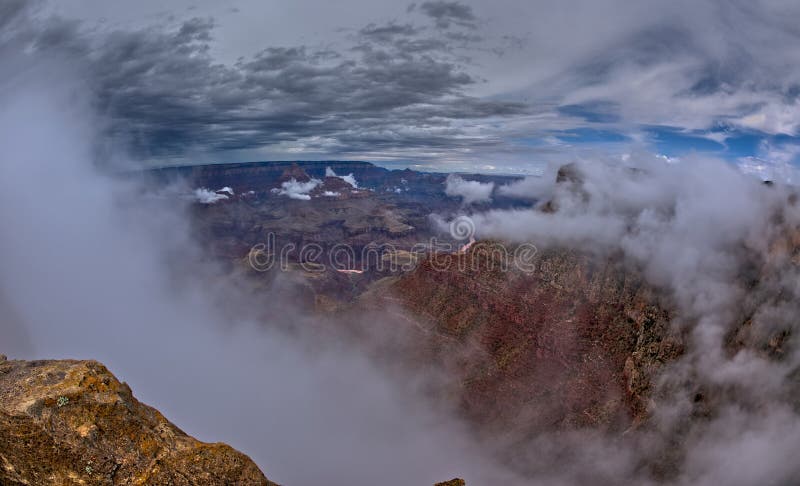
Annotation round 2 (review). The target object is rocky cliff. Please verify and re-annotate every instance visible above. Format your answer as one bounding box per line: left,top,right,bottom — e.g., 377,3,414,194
145,161,386,193
0,356,275,485
381,243,683,436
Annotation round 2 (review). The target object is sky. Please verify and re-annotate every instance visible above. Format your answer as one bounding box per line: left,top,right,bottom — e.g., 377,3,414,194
5,4,800,483
5,0,800,175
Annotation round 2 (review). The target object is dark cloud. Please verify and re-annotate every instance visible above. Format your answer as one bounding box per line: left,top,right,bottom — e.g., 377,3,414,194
418,1,476,29
7,0,800,170
0,0,33,34
359,22,420,42
5,9,523,162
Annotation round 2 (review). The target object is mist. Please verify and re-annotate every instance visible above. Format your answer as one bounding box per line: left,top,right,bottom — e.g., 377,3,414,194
5,5,800,484
445,174,495,205
6,56,800,486
6,62,800,486
449,155,800,485
0,55,527,485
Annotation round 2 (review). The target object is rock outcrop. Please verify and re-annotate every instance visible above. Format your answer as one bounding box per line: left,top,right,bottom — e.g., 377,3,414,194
277,163,312,184
0,357,275,485
385,243,682,434
434,479,466,486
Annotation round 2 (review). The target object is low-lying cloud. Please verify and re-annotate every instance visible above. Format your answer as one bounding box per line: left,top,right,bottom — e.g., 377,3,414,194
496,164,559,201
0,51,525,486
193,187,230,204
445,174,494,205
326,166,358,187
443,154,800,484
272,177,322,200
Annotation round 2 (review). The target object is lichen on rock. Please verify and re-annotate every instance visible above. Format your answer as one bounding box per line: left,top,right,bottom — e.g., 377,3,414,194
0,358,277,485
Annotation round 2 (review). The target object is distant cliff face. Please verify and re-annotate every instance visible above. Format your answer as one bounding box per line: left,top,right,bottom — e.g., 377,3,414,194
385,244,683,435
176,161,684,436
145,160,395,193
172,161,527,309
0,357,275,485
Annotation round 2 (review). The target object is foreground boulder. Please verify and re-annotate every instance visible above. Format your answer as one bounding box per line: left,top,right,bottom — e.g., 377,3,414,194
0,356,275,485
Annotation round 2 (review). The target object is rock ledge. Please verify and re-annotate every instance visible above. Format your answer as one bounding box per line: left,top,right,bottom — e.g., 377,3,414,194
0,358,276,485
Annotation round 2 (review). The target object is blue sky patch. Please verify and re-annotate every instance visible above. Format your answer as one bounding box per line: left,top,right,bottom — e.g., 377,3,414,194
645,126,725,156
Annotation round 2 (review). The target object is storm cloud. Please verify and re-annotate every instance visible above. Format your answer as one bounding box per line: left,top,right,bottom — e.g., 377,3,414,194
0,44,526,486
8,0,800,172
5,2,523,166
416,1,477,30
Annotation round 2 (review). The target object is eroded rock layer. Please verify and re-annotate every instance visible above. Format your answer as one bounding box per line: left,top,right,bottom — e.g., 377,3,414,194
388,244,683,435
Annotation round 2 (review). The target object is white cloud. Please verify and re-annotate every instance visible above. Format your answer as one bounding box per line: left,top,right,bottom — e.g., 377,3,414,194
447,154,800,484
444,174,494,205
497,163,559,200
735,101,800,136
193,187,229,204
738,140,800,184
326,167,358,187
271,178,321,200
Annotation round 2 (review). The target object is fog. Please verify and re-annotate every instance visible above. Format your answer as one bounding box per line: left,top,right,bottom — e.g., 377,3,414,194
445,174,495,205
0,56,526,485
6,60,800,486
5,8,800,485
451,155,800,485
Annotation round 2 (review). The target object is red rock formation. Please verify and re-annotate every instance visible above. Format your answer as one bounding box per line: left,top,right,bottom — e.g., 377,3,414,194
387,243,682,435
277,163,312,184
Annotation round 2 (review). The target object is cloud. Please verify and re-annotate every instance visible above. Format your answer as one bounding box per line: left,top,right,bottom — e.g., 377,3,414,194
443,154,800,483
359,22,420,42
0,45,531,486
3,0,800,169
418,1,477,29
0,0,30,34
7,10,800,482
496,164,559,200
2,7,524,166
518,0,800,138
193,187,229,204
444,174,494,204
736,138,800,183
326,166,358,187
272,177,322,200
